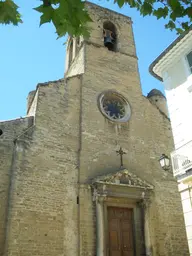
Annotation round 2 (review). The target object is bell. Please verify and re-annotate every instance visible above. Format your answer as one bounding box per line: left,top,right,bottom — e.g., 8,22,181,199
104,35,114,47
103,29,115,50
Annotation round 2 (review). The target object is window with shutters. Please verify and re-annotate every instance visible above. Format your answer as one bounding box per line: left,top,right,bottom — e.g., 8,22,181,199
186,51,192,74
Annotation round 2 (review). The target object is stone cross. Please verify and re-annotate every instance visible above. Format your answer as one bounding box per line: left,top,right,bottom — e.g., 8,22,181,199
116,147,126,168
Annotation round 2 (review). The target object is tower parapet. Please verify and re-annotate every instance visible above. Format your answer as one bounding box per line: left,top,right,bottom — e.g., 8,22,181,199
147,89,169,117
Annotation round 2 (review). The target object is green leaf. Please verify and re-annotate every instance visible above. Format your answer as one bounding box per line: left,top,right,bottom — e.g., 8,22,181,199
51,8,63,29
117,0,125,8
168,0,181,11
124,0,137,8
50,0,60,4
168,0,185,17
140,1,153,16
181,21,190,30
176,28,184,34
153,7,169,19
145,0,155,3
0,0,22,25
58,0,69,15
185,7,192,17
34,5,45,13
40,6,54,25
165,20,176,30
170,12,177,21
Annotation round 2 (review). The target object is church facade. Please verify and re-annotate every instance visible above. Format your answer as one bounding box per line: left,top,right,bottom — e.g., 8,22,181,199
0,2,189,256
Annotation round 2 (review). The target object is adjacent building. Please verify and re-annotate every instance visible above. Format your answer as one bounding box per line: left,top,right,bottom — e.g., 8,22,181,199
150,27,192,255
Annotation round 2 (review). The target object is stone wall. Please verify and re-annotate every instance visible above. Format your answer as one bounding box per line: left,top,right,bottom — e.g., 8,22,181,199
4,78,80,256
76,41,188,256
0,117,34,256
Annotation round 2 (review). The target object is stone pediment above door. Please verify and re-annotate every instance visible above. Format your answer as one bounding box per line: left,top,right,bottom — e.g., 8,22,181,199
92,169,154,190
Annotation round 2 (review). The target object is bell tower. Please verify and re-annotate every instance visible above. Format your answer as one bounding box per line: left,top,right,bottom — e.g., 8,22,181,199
64,2,147,181
65,2,141,94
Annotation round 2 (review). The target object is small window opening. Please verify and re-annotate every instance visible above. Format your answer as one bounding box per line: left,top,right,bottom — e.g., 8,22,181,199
103,21,117,51
187,51,192,74
76,37,81,56
68,38,73,66
77,37,80,47
0,129,3,136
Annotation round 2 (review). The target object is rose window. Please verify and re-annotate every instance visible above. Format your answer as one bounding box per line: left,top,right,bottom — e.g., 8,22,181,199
98,91,131,123
103,99,125,119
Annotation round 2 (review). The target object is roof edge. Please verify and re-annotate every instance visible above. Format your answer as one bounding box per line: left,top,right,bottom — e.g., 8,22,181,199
149,63,163,81
149,26,192,81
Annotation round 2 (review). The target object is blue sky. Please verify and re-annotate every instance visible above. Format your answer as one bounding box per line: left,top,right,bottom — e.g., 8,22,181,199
0,0,177,121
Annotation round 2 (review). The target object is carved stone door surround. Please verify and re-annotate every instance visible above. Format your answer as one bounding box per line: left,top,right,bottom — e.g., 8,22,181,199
92,169,154,256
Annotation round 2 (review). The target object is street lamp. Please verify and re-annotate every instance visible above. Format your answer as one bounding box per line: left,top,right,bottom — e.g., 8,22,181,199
159,154,170,171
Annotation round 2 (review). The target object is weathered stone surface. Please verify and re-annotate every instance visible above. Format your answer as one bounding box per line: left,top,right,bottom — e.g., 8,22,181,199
0,2,189,256
0,116,34,256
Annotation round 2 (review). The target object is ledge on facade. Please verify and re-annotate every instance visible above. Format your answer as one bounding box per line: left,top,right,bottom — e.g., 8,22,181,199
85,40,138,60
37,78,65,88
0,116,33,124
0,116,34,142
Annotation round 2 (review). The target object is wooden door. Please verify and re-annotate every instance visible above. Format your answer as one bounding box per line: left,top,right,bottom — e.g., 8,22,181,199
108,207,134,256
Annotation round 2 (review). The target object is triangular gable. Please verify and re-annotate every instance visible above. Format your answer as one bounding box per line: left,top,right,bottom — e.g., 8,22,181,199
92,169,154,190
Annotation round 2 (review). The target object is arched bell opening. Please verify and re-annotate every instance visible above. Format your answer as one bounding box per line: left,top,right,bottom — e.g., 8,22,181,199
103,21,117,51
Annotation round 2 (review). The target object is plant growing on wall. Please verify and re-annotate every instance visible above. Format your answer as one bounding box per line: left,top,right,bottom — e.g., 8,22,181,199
0,0,191,38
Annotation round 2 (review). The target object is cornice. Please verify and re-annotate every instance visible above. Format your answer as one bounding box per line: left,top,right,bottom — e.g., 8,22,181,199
149,28,192,81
